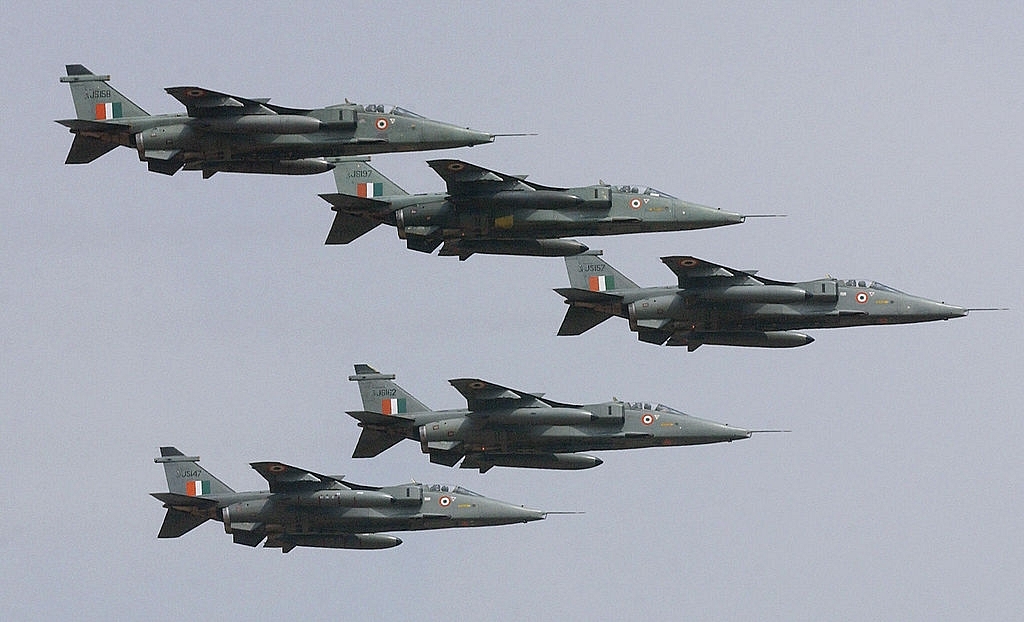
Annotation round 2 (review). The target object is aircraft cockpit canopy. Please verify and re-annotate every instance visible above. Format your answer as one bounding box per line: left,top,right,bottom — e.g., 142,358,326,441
361,104,424,118
839,280,906,294
622,402,685,414
425,483,483,497
612,186,677,199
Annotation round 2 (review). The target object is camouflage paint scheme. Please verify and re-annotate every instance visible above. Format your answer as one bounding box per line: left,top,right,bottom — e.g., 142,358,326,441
557,251,969,350
320,157,746,259
57,65,495,177
346,364,752,472
152,447,546,552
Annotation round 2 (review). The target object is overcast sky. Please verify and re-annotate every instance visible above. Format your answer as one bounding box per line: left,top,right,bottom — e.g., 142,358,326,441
3,2,1022,620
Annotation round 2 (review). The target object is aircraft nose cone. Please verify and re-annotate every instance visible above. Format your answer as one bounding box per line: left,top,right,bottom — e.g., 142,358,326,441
683,203,746,230
420,122,495,149
463,127,496,146
677,416,752,443
905,298,969,322
515,506,548,523
946,304,969,319
716,424,752,442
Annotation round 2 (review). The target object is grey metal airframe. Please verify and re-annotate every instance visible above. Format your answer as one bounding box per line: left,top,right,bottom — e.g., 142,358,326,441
57,65,495,177
152,447,547,552
557,251,970,350
320,157,747,259
347,364,753,472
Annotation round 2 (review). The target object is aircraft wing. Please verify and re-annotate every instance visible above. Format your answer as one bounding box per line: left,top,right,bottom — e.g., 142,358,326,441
250,461,344,493
449,378,575,410
165,86,311,117
427,159,564,195
660,256,792,287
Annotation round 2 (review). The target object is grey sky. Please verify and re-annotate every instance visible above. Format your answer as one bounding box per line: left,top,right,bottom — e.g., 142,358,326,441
2,2,1022,620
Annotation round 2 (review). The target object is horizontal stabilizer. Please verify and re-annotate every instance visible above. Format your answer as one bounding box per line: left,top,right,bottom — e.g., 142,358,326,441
65,135,118,164
150,491,221,508
319,192,390,212
56,118,131,132
558,305,613,336
325,212,380,244
352,428,406,458
346,410,415,426
157,508,210,538
553,287,623,304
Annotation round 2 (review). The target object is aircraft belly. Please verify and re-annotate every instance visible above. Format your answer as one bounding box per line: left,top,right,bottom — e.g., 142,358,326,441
469,426,651,453
295,507,422,533
679,304,840,332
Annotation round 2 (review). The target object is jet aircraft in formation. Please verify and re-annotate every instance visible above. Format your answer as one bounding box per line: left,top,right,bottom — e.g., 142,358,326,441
346,364,754,472
87,65,987,551
556,251,972,350
320,157,750,259
152,447,548,552
57,65,496,178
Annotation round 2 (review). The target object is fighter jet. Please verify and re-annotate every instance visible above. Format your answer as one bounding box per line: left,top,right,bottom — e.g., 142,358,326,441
57,65,496,177
347,364,754,472
319,157,749,259
556,251,972,350
151,447,547,552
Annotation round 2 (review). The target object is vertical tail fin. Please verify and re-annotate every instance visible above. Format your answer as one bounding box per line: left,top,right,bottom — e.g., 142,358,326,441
155,447,234,497
331,157,408,197
564,250,640,291
348,364,431,414
60,64,148,120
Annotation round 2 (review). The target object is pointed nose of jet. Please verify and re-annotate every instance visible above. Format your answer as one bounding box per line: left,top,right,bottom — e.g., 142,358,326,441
457,126,497,147
482,501,547,525
415,119,495,150
675,415,752,444
514,506,548,523
902,298,969,323
712,423,753,442
680,202,746,230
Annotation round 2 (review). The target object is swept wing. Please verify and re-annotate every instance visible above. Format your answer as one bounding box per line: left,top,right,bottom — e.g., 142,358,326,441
164,86,311,117
428,159,564,194
448,378,579,410
249,461,346,493
661,255,793,288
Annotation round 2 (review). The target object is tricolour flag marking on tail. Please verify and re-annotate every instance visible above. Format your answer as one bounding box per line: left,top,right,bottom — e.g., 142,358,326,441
356,182,384,198
381,398,407,415
185,480,211,496
588,275,615,291
94,102,123,120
